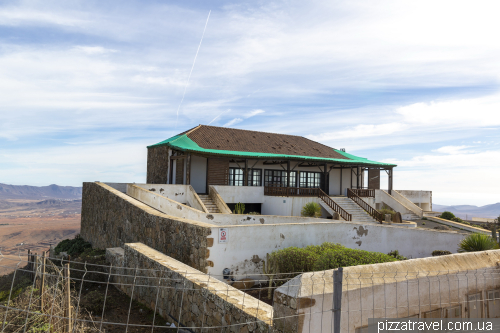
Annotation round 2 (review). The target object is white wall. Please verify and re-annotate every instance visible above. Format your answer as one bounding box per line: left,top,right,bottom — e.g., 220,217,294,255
213,185,265,203
329,168,357,195
375,189,416,220
133,184,188,203
207,222,466,279
190,155,207,194
127,184,328,226
262,196,332,218
398,190,432,211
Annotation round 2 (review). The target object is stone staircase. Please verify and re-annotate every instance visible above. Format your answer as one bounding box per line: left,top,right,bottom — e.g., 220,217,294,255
329,196,378,223
198,195,221,213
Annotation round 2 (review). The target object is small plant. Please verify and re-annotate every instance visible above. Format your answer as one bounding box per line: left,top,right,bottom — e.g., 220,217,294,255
301,202,321,217
440,211,456,220
387,250,407,260
54,234,91,255
422,222,426,225
432,250,452,256
422,217,428,220
458,233,500,253
247,211,261,215
379,205,396,220
262,253,279,299
233,202,245,214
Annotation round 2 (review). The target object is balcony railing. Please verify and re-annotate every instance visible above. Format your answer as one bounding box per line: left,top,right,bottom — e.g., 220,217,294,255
350,189,375,197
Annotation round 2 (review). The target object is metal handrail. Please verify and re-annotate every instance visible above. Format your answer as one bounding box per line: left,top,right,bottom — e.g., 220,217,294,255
263,186,352,221
318,189,352,221
350,189,375,198
347,188,383,223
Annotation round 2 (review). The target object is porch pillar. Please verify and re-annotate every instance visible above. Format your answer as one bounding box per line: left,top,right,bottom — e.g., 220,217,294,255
356,166,361,189
350,167,353,189
339,167,343,195
244,159,248,186
388,168,393,195
323,163,328,193
186,153,191,185
287,161,291,187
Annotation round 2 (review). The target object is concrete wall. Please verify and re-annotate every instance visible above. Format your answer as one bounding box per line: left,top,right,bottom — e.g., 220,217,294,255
106,243,273,332
375,189,415,220
398,190,432,211
206,221,466,279
392,190,424,217
213,185,265,203
80,182,212,272
274,250,500,333
127,184,329,226
191,155,207,193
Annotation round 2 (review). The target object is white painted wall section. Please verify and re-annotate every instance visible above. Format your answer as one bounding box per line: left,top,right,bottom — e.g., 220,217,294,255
207,222,466,279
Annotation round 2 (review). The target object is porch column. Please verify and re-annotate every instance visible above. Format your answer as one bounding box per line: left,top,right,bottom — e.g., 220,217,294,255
287,161,291,187
339,167,343,195
323,163,328,193
186,153,191,185
356,166,361,189
244,159,248,186
350,167,353,189
388,168,393,195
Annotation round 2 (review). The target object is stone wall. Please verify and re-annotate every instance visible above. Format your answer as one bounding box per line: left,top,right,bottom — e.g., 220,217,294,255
81,181,212,272
106,243,274,332
147,145,169,184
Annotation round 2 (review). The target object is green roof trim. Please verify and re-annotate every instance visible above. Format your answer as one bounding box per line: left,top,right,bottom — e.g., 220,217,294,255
148,134,396,167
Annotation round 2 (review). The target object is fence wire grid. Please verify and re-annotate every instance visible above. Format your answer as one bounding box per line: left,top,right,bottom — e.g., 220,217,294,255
2,247,500,333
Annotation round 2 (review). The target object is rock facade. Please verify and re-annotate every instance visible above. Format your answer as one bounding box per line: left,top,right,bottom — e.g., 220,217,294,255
81,182,212,272
147,145,169,184
106,243,275,333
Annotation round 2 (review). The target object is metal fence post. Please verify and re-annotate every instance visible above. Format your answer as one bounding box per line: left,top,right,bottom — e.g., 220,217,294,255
333,267,343,333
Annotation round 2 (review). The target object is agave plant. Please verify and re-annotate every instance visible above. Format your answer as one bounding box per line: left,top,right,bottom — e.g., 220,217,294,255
458,233,499,253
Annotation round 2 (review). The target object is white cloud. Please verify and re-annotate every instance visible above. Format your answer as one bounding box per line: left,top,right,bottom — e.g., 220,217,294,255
244,109,265,118
223,118,243,127
73,46,117,55
433,145,472,155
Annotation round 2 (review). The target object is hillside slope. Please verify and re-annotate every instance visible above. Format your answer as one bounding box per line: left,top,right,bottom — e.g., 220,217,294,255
0,183,82,199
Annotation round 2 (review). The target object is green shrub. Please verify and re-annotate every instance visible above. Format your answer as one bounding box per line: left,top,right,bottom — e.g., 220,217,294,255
458,233,499,253
313,248,397,271
432,250,452,256
247,212,260,215
270,247,319,277
440,211,456,220
301,202,321,217
387,250,407,260
379,205,396,220
54,235,91,255
422,217,428,220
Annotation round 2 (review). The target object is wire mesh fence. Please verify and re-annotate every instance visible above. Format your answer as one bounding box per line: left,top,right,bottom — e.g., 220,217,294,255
2,247,500,333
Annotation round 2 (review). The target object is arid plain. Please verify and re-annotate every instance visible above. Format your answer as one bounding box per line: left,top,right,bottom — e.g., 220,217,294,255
0,198,81,275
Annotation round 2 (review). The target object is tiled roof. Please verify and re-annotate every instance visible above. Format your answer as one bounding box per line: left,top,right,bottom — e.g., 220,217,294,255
148,125,396,167
186,125,349,159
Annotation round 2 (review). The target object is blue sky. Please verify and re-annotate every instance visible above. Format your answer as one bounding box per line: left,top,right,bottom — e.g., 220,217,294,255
0,0,499,205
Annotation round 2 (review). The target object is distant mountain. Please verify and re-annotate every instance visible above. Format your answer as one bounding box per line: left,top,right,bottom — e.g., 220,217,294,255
0,183,82,199
433,203,500,219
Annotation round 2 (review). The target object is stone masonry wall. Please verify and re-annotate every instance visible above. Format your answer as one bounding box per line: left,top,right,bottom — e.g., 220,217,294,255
106,243,274,333
147,145,169,184
81,182,212,272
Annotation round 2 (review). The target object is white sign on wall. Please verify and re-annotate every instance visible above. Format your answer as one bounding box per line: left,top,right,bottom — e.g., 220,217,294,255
218,228,228,243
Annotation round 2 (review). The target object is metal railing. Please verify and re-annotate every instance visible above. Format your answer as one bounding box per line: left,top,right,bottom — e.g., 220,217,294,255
264,186,352,221
350,188,375,197
318,189,352,221
347,188,384,223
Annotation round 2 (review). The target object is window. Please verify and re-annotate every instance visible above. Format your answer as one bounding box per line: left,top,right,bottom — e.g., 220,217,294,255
248,169,262,186
229,167,244,186
299,171,322,188
264,170,297,187
229,168,262,186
